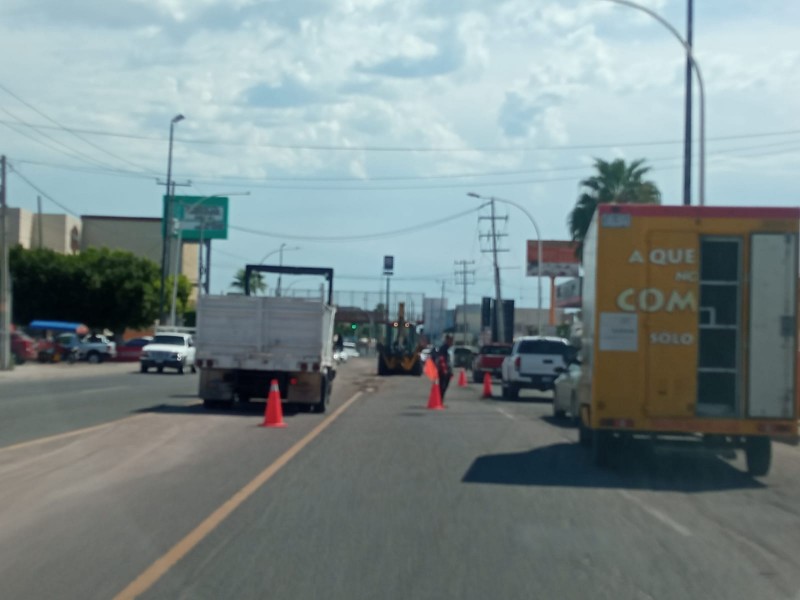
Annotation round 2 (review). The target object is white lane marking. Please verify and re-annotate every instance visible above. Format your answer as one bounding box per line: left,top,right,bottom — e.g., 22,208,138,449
619,490,692,537
496,407,516,420
79,386,130,395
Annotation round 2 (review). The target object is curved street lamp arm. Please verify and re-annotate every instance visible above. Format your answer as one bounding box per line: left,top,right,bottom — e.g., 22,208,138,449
601,0,705,205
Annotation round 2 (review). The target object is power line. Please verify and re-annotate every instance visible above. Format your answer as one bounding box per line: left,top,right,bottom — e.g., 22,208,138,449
0,106,123,171
9,136,800,190
1,116,799,152
0,83,157,175
230,203,489,242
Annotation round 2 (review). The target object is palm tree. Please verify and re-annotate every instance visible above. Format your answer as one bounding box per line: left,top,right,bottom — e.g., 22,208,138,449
230,268,267,295
569,158,661,259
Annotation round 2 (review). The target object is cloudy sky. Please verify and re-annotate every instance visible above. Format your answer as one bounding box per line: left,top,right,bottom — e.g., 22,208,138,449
1,0,798,312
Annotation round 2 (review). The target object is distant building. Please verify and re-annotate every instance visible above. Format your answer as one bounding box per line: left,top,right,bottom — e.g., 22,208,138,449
7,208,199,298
422,297,447,341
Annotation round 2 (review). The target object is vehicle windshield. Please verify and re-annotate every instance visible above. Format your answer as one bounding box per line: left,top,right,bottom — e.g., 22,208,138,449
517,340,569,355
481,346,511,355
151,335,186,346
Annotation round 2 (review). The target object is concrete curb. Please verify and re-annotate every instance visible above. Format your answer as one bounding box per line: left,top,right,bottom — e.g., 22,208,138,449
0,361,136,383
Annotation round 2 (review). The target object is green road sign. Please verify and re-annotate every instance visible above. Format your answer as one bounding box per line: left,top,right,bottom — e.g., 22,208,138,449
163,195,229,240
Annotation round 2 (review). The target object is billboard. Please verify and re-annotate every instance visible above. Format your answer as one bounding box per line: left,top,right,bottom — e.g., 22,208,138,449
527,240,580,277
163,195,229,240
556,277,582,308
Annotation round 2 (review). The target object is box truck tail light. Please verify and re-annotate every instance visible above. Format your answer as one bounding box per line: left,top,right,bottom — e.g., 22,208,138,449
300,362,308,372
600,418,635,428
312,362,320,372
514,356,520,371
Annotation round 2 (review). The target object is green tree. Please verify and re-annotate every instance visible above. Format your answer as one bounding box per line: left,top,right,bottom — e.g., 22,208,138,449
9,246,190,334
230,268,267,295
569,158,661,258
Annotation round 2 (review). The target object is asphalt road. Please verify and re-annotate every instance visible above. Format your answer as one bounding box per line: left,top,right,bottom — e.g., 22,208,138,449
2,361,800,599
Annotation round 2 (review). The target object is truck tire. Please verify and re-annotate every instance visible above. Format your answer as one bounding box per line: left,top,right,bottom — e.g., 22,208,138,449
553,402,566,419
377,356,387,376
87,351,101,364
13,352,24,366
507,383,519,400
592,430,612,467
745,436,771,477
314,377,330,413
177,365,184,375
578,419,592,447
140,364,148,373
473,370,483,384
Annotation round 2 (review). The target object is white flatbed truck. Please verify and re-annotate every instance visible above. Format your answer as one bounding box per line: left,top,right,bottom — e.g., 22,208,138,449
195,266,336,412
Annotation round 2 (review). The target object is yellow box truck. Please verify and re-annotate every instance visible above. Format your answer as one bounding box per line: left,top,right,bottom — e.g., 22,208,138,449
578,204,799,475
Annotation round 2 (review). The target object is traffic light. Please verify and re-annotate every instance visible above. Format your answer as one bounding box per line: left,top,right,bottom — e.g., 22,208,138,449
351,323,357,330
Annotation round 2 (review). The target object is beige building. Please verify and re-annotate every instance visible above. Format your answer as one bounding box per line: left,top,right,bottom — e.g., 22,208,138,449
7,208,82,254
8,208,199,298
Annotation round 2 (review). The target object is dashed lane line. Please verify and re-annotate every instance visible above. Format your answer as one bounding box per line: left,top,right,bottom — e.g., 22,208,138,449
619,490,692,537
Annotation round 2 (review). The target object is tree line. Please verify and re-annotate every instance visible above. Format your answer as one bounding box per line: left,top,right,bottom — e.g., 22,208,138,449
10,246,192,335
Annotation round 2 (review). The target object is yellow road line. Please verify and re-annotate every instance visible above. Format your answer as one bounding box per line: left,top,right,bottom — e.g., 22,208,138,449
113,391,364,600
0,413,149,454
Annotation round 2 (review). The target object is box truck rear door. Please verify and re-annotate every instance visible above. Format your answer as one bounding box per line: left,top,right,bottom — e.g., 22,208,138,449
747,233,798,419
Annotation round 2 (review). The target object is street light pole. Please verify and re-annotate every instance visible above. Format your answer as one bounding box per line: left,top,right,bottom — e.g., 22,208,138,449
159,114,185,324
257,244,300,296
468,193,543,334
277,243,286,297
602,0,705,206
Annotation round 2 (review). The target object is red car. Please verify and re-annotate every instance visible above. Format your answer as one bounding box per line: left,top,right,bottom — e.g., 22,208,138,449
11,331,38,365
114,337,153,362
471,343,513,383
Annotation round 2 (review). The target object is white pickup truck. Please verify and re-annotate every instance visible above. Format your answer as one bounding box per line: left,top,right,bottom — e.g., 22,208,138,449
500,336,575,399
195,266,336,412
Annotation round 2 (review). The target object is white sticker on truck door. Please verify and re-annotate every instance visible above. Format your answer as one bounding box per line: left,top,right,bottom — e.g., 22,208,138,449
599,312,639,351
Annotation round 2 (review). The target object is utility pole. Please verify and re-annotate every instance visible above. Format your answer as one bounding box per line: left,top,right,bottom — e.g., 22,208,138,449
682,0,694,206
36,195,43,249
454,260,476,346
0,156,10,370
479,200,509,342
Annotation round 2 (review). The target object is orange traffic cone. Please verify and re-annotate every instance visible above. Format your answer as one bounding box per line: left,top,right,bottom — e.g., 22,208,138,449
427,379,444,410
458,369,467,387
260,379,287,428
482,372,493,399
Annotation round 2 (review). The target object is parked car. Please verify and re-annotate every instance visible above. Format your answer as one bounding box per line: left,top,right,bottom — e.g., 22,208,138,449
420,346,432,363
471,343,512,383
553,360,582,420
342,341,360,359
450,345,478,370
500,336,577,399
140,332,196,374
10,331,38,365
115,337,153,362
56,333,117,363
